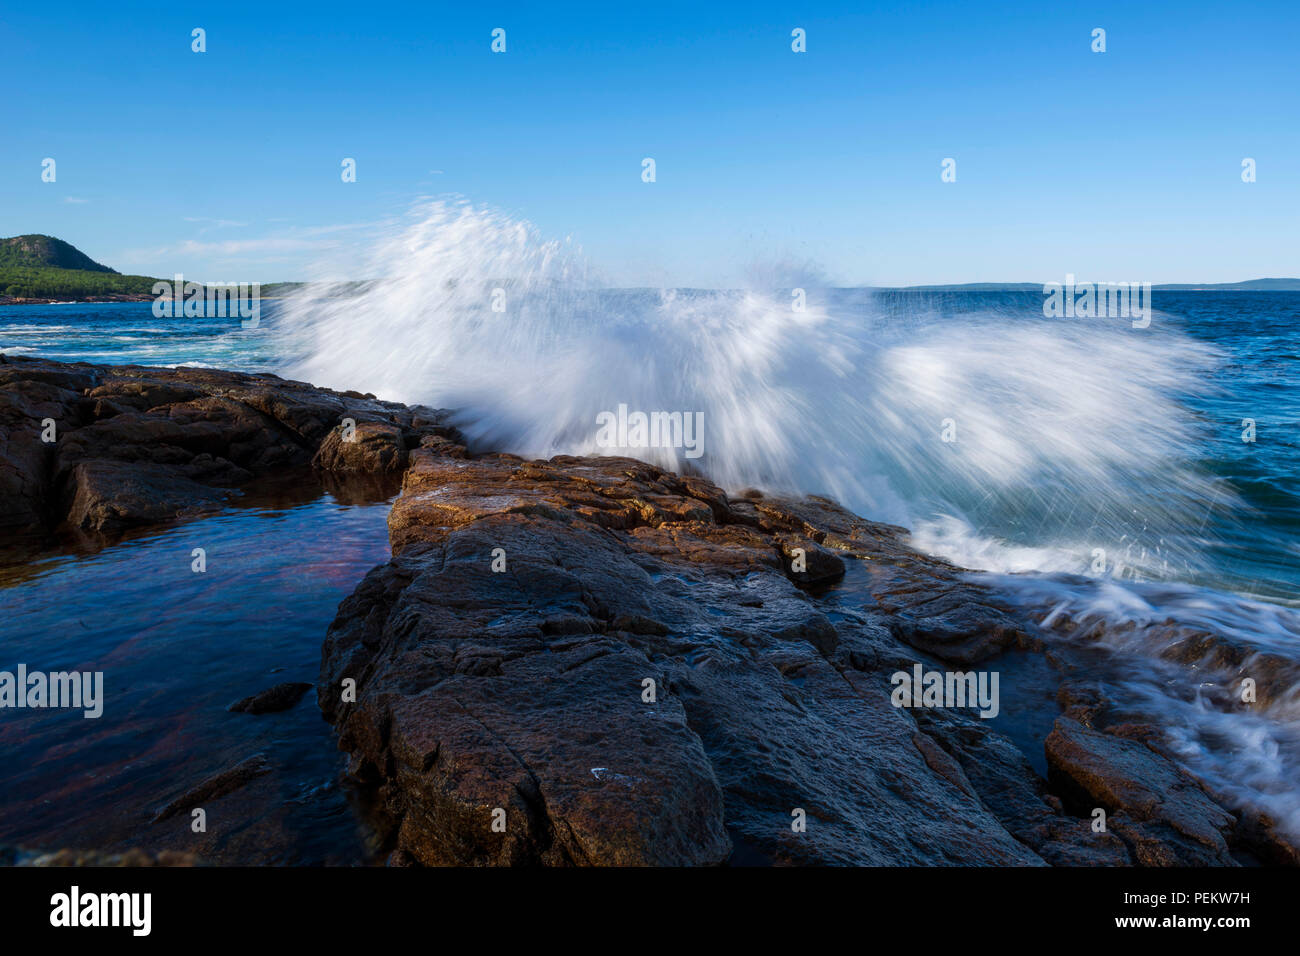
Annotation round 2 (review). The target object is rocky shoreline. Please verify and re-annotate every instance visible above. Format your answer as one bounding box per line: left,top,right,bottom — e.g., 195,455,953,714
0,294,157,306
1,354,1295,866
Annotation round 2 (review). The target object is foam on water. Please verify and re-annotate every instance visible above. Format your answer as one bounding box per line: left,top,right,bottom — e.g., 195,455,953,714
990,570,1300,838
280,200,1227,574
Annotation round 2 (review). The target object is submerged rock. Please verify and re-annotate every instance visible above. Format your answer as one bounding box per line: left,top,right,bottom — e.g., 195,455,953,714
228,682,314,714
151,754,272,824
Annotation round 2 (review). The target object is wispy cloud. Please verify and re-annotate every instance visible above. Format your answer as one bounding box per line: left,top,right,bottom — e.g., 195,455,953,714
182,217,249,230
290,220,391,238
171,237,330,256
115,219,392,282
63,196,90,204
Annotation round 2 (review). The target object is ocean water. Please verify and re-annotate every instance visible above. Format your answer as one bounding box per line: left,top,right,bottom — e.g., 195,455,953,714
0,301,283,371
2,203,1298,849
0,482,393,863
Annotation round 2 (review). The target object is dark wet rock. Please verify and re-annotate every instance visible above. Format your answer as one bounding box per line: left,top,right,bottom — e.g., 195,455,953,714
312,420,409,474
1045,717,1237,866
742,493,1035,665
322,441,1089,866
775,536,845,587
913,707,1131,865
1056,680,1109,726
0,356,461,537
228,682,313,714
321,425,1292,866
64,459,231,530
151,754,272,823
877,587,1030,665
1236,808,1300,866
323,519,734,866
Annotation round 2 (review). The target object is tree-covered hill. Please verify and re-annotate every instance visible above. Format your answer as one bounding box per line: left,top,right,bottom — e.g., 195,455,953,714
0,235,117,273
0,235,159,300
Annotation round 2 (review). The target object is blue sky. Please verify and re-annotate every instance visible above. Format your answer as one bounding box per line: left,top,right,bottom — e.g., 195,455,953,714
2,0,1297,286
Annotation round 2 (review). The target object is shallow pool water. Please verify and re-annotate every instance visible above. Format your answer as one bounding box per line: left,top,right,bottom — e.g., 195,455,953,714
0,485,394,864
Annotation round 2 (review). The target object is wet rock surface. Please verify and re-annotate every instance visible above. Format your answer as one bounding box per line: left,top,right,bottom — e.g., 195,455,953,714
326,444,1038,865
1045,717,1237,866
321,428,1291,866
0,355,458,538
3,358,1292,867
151,754,272,823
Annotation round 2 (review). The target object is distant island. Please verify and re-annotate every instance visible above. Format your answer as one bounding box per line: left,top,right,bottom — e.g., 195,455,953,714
3,234,1299,304
0,235,160,303
0,235,300,304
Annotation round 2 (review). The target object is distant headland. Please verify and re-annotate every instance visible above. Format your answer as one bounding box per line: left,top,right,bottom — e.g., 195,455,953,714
0,236,299,304
2,234,1299,304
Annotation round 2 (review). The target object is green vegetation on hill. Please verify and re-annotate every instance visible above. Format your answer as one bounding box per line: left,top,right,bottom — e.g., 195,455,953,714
0,234,315,300
0,235,116,273
0,266,163,299
0,234,160,299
